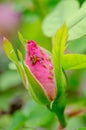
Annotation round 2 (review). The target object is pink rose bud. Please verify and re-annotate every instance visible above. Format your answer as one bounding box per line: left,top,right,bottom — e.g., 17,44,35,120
25,40,56,101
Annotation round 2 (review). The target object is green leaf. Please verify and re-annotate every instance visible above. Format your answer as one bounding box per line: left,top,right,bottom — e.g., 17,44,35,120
68,2,86,40
3,38,28,88
63,54,86,70
42,0,79,38
52,24,68,95
17,50,50,105
78,128,86,130
42,0,86,41
67,35,86,53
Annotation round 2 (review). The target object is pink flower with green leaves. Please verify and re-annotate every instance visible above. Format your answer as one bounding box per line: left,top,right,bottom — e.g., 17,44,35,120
25,40,56,101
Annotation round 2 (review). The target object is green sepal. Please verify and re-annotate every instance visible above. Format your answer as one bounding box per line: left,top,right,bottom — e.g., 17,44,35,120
3,38,28,89
52,23,68,96
18,32,27,47
62,68,68,88
52,24,68,127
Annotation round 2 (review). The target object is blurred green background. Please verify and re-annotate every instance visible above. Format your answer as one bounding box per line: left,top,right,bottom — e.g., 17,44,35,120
0,0,86,130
